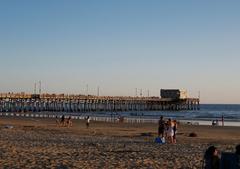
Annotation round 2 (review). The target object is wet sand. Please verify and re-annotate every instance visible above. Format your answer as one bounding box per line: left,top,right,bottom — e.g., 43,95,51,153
0,117,239,169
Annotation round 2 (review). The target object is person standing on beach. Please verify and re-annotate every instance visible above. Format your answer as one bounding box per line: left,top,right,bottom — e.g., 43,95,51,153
86,116,90,128
60,115,65,127
221,115,224,126
158,116,165,138
167,119,174,144
55,116,60,127
173,120,177,144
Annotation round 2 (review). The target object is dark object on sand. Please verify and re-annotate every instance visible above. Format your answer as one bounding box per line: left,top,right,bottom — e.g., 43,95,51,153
4,125,14,129
141,132,153,137
189,132,197,137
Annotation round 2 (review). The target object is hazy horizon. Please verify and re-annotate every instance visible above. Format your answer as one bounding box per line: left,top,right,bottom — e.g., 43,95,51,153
1,1,240,104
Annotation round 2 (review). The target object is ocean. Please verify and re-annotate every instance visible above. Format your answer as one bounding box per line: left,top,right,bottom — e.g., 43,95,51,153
81,104,240,126
1,104,240,126
86,104,240,120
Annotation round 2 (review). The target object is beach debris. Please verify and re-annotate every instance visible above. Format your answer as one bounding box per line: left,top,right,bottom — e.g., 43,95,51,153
154,137,165,144
4,125,14,129
189,132,197,137
23,125,34,128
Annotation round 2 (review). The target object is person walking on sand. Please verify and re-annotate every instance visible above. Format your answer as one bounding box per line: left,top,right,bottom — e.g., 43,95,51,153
86,116,90,128
55,116,60,127
158,116,165,138
67,116,72,127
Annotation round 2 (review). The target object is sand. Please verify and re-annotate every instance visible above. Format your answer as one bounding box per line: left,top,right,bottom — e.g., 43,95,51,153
0,116,239,169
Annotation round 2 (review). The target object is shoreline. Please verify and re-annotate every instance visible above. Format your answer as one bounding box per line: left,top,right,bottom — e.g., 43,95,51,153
1,111,240,126
180,119,240,126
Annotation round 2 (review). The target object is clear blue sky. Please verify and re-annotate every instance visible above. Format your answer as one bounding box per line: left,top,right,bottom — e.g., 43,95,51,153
0,0,240,104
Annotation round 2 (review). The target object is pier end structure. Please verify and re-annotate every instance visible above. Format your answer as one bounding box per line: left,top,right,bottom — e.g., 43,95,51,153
0,91,199,113
160,89,200,111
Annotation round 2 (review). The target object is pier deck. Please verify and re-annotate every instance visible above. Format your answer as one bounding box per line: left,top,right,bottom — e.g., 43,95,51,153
0,93,200,112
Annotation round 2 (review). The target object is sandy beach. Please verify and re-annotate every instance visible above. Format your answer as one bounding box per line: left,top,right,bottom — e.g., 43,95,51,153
0,117,239,169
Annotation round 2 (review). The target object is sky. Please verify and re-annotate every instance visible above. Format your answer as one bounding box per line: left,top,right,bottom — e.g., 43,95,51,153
0,0,240,104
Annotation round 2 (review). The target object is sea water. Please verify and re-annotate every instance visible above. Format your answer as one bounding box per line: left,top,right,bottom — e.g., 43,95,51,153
84,104,240,126
3,104,238,126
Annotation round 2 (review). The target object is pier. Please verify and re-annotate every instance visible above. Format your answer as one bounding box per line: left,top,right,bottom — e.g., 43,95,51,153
0,92,200,113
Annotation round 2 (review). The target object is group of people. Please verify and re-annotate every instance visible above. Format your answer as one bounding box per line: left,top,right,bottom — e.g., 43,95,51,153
158,116,177,144
55,115,72,127
55,115,91,128
204,144,240,169
212,115,225,126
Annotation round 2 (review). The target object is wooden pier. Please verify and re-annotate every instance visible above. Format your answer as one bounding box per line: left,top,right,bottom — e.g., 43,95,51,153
0,93,200,113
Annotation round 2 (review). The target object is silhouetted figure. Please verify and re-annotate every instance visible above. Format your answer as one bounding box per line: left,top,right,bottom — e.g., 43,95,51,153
220,145,240,169
204,146,220,169
158,116,165,138
173,120,177,144
236,144,240,168
67,116,72,127
60,115,65,127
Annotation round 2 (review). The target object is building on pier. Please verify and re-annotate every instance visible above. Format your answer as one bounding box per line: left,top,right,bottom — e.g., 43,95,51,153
160,89,188,99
